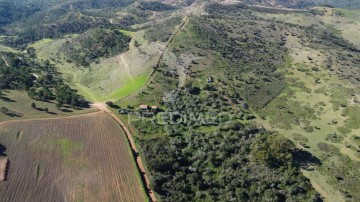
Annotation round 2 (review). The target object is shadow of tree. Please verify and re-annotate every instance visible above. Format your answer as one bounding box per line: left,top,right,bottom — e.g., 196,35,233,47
0,144,6,156
292,149,322,168
6,113,22,117
61,109,73,113
0,96,16,103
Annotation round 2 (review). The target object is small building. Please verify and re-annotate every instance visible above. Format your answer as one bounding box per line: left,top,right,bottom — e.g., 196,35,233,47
139,105,149,111
151,106,158,112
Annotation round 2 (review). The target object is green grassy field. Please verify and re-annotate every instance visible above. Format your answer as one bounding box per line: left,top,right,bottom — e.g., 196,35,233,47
335,8,360,18
105,75,149,101
118,29,135,37
30,31,157,102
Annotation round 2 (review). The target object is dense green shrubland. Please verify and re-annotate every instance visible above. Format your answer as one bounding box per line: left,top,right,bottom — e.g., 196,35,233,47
60,29,131,67
0,0,136,49
138,90,321,201
133,3,360,201
133,11,322,198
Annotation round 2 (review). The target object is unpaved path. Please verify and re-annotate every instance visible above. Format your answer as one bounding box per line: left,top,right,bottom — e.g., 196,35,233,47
75,81,99,102
92,102,157,202
116,16,190,102
120,54,134,83
302,169,345,202
1,56,9,67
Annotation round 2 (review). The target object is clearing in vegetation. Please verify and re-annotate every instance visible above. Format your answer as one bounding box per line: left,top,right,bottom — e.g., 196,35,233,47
0,112,147,202
30,29,164,102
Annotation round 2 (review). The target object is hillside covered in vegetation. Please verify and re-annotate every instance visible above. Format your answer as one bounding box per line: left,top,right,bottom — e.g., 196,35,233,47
60,29,131,67
0,0,360,202
111,2,360,202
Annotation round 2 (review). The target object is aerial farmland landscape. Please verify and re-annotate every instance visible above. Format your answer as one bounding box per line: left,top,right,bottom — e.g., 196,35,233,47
0,0,360,202
0,112,146,202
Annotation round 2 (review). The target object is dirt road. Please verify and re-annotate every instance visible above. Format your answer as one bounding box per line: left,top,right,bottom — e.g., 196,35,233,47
92,103,157,202
120,54,135,83
1,56,9,67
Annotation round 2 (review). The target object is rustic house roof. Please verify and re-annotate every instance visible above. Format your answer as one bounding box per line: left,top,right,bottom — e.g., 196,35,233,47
139,105,148,109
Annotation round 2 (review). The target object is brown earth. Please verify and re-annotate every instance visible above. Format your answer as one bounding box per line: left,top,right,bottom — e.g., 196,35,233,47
0,157,8,181
0,112,146,202
92,102,157,202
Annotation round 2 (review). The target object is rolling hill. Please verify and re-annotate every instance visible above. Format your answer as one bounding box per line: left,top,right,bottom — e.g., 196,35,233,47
0,1,360,202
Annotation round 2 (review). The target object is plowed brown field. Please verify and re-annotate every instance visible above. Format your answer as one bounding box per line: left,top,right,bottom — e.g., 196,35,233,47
0,112,146,202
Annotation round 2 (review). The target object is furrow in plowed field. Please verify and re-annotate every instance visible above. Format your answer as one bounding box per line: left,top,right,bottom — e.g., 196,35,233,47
0,112,146,202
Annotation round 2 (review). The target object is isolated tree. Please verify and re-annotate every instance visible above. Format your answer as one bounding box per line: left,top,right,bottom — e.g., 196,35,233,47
106,101,114,107
56,102,62,110
31,102,36,109
134,40,140,47
44,108,48,113
70,97,78,108
27,47,36,63
27,87,37,98
251,134,294,168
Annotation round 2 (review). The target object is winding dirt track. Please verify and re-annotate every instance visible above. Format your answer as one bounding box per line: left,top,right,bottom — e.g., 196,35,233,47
1,56,9,67
120,54,135,84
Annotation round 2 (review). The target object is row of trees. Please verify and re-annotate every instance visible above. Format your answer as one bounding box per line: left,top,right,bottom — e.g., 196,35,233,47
0,52,36,90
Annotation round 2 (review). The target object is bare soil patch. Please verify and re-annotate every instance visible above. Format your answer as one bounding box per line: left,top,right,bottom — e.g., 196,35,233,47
0,157,8,182
0,112,146,202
